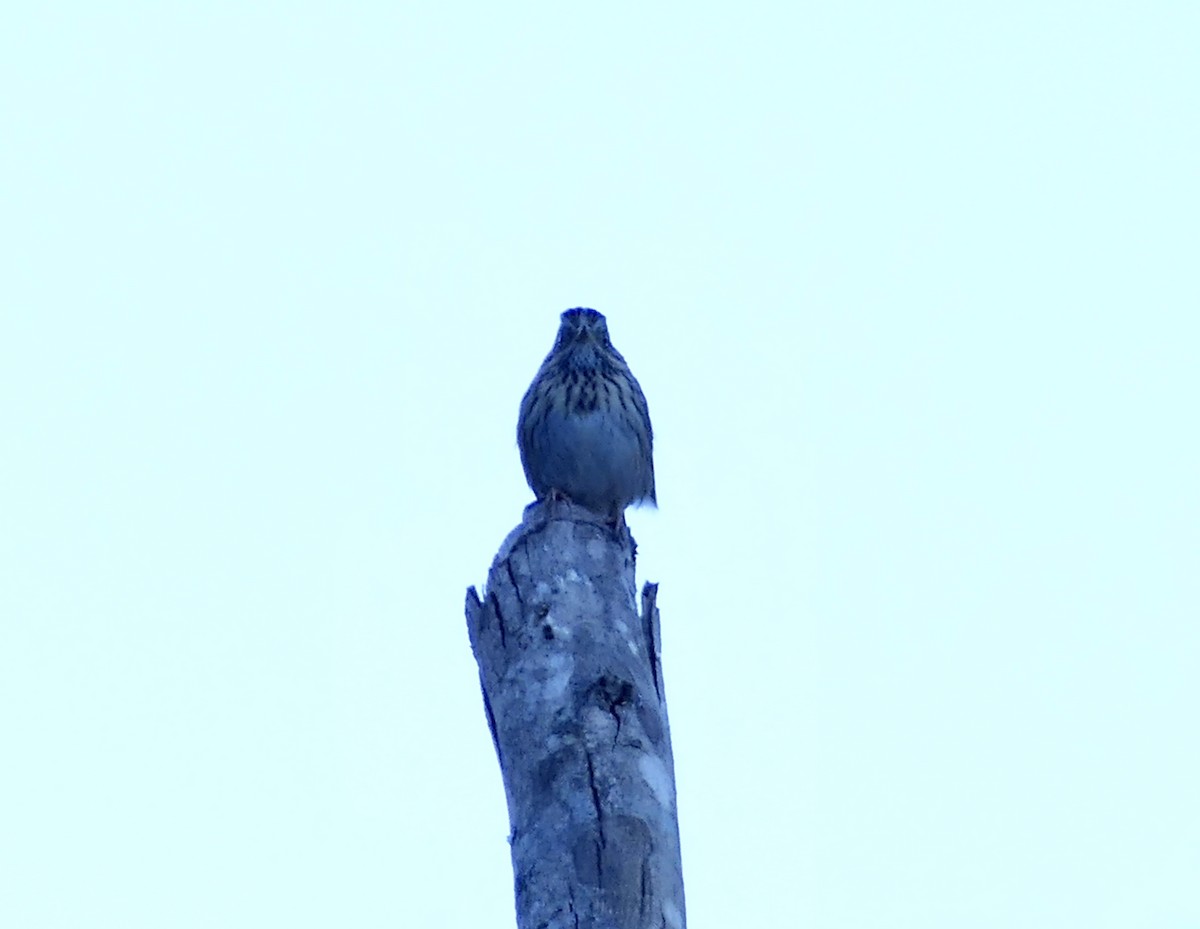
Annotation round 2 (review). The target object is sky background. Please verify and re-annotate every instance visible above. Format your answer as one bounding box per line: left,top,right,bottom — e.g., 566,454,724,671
2,4,1197,927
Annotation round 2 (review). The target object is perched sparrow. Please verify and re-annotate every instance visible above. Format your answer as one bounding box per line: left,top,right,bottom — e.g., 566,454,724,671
518,308,656,519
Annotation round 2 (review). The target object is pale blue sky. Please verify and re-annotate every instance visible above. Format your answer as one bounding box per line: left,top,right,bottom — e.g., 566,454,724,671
2,4,1196,927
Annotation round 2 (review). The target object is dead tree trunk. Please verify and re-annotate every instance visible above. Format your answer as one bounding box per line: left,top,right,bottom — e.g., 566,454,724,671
464,501,685,929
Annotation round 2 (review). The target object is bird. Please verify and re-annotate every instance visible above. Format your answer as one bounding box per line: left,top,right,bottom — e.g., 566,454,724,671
518,308,656,521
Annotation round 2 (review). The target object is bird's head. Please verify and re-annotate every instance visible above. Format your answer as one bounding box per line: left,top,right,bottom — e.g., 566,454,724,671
555,308,610,348
552,307,615,370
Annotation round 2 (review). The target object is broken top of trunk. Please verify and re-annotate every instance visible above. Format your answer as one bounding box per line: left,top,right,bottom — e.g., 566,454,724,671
465,500,685,929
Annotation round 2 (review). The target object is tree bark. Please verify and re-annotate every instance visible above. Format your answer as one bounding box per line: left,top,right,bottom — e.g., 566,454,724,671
464,500,686,929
